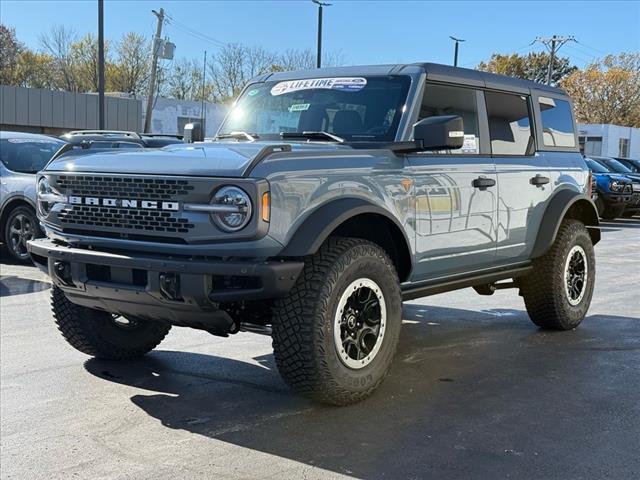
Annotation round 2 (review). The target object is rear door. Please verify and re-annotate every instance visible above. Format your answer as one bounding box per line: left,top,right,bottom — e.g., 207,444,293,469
407,83,497,281
487,91,552,263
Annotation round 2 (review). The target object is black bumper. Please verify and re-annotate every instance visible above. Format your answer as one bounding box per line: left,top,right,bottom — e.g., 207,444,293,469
28,238,303,333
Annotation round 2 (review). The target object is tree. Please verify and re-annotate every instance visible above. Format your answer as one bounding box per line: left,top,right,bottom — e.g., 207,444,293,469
39,25,79,91
71,33,107,92
561,53,640,128
109,32,150,97
0,24,23,84
165,58,204,100
477,52,576,85
13,50,56,89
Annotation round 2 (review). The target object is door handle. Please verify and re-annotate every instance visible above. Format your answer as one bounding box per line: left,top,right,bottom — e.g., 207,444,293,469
530,174,550,187
472,177,496,190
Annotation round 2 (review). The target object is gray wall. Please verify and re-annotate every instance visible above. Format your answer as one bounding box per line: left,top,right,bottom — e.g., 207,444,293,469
0,85,141,134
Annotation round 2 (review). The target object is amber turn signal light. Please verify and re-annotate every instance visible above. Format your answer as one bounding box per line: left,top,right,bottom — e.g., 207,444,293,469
261,192,270,222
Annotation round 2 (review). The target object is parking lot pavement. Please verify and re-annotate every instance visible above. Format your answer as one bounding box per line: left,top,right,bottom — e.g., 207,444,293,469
1,219,639,480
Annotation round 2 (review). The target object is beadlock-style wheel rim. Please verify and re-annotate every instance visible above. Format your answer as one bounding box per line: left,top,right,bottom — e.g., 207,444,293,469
333,278,386,370
8,213,34,259
564,245,588,306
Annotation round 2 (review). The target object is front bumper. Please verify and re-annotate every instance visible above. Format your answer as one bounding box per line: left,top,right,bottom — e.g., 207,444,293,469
28,238,303,334
601,192,631,204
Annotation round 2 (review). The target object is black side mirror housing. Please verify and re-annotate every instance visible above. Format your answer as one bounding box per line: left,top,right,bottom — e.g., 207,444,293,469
183,122,203,143
413,115,464,151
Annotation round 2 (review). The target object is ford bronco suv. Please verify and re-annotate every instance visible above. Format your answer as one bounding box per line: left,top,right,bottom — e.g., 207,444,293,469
28,63,600,405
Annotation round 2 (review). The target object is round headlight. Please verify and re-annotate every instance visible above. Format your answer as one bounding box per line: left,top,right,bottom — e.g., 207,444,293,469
37,177,52,215
211,186,252,232
609,180,624,192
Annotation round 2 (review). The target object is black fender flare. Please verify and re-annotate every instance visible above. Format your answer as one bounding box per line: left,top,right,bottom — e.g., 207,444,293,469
280,197,412,258
531,189,600,258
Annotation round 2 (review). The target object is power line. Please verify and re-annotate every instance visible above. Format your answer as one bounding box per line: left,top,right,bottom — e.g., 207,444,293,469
532,35,576,85
164,13,227,49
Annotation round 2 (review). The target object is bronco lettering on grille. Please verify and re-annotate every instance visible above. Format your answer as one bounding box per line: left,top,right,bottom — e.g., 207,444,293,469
68,196,179,211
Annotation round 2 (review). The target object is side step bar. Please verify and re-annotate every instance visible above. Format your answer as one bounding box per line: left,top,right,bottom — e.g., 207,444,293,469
401,265,533,301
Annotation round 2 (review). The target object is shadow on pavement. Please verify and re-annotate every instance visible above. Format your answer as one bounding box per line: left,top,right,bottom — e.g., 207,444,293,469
84,304,640,479
0,275,50,297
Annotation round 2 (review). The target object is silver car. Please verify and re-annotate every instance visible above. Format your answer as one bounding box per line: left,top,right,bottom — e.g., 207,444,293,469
1,131,64,262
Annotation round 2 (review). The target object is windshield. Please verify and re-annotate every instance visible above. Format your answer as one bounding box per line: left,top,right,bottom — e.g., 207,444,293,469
218,76,411,142
0,137,64,174
585,158,610,173
602,158,633,173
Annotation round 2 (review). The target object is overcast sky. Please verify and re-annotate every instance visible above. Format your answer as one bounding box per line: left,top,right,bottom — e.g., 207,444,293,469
2,0,639,68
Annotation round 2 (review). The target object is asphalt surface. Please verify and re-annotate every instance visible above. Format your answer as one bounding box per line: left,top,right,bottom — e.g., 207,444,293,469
1,218,639,480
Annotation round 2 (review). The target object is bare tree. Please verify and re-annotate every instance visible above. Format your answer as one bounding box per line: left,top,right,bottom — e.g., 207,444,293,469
39,25,78,91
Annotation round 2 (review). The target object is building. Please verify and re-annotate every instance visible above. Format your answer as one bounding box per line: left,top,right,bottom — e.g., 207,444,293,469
141,96,228,138
578,123,639,159
0,85,141,135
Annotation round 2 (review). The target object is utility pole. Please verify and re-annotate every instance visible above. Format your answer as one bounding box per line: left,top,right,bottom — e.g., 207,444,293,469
144,8,164,133
449,36,465,67
97,0,105,129
312,0,331,68
533,35,576,85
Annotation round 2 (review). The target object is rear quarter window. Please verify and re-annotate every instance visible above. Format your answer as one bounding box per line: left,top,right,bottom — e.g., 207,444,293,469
538,97,576,148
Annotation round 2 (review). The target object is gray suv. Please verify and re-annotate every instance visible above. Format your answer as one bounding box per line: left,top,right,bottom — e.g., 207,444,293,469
1,131,64,262
28,63,600,405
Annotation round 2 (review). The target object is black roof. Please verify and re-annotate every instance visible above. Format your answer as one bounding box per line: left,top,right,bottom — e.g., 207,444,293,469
261,62,566,97
415,63,565,96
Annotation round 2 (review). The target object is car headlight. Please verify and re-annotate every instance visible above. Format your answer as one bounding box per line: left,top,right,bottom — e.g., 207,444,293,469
609,180,625,193
210,186,252,232
37,177,66,216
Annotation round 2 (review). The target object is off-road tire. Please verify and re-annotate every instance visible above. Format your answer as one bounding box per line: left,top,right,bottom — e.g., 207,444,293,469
601,205,625,220
272,237,402,405
51,286,171,359
520,219,595,330
3,205,42,263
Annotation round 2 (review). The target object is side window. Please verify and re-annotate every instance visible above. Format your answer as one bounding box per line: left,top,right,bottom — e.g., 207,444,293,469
485,91,533,156
418,83,480,154
538,97,576,147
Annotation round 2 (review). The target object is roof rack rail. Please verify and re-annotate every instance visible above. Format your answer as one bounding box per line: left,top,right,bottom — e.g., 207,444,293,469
141,133,184,139
62,130,141,139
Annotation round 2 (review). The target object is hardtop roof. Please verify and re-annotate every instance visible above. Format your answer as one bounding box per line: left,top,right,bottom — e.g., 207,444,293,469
256,62,566,97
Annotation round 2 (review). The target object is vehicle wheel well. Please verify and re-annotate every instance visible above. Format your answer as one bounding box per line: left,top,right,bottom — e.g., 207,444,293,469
0,198,36,240
563,199,600,245
330,213,411,282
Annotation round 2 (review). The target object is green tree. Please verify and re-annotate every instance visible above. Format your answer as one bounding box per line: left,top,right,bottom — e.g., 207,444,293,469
477,52,576,85
561,53,640,128
109,32,150,97
13,50,56,88
0,24,23,84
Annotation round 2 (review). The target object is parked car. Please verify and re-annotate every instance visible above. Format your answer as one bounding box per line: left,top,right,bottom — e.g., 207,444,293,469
57,130,183,152
0,131,65,262
584,157,633,219
589,156,640,217
615,157,640,174
29,63,600,405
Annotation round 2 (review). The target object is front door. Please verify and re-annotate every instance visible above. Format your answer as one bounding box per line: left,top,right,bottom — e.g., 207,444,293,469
408,83,497,282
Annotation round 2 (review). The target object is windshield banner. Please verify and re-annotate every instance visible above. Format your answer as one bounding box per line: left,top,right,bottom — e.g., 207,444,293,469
270,77,367,96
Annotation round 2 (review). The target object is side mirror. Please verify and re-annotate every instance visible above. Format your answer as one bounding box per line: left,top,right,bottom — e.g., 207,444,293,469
413,115,464,151
183,122,203,143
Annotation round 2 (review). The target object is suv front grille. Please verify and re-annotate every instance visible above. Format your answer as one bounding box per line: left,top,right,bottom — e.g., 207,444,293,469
56,175,194,200
58,205,194,233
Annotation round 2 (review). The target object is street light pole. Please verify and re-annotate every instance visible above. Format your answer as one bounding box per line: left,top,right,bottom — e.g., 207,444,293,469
97,0,105,129
312,0,331,68
449,36,465,67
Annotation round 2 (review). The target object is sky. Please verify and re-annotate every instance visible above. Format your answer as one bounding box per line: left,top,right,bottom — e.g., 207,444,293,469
1,0,639,69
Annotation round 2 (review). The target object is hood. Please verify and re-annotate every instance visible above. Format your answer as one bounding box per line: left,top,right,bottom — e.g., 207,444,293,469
593,172,632,183
45,141,350,177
